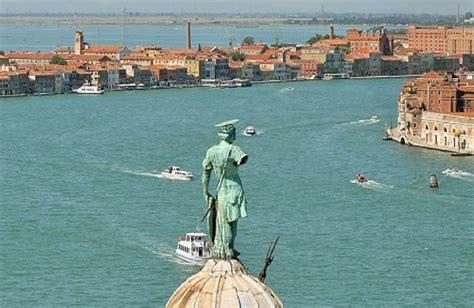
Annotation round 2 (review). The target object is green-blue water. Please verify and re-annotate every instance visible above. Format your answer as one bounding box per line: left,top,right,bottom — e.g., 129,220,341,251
1,79,473,306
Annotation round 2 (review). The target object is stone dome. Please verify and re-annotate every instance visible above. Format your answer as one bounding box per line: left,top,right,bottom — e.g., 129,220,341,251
166,259,283,308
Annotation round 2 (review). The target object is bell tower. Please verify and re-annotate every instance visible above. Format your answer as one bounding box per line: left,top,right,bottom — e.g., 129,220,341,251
74,31,84,55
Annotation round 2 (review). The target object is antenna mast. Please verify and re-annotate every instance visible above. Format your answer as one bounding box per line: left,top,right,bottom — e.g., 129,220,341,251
122,7,126,46
320,4,324,37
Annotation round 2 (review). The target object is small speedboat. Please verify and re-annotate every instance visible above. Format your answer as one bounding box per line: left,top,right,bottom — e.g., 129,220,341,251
370,115,378,121
161,166,193,180
356,174,368,183
244,126,256,136
176,232,212,265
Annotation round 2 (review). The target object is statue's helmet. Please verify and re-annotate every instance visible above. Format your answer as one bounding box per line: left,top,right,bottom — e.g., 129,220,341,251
215,119,238,143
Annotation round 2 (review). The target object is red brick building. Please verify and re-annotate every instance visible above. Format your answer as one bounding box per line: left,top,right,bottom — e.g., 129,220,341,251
407,25,474,55
346,28,392,55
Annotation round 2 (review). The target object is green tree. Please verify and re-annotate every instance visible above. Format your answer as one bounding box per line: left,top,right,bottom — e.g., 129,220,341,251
0,50,4,55
50,55,67,65
230,51,246,61
306,34,322,45
242,36,255,45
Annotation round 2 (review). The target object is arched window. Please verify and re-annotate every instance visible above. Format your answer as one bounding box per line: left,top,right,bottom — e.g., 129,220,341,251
434,126,438,131
425,124,429,130
444,127,447,132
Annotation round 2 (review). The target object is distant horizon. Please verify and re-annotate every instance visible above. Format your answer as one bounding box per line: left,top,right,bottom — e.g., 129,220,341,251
0,0,473,15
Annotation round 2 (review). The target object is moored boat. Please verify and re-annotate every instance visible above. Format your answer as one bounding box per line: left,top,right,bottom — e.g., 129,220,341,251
176,232,212,265
74,82,104,94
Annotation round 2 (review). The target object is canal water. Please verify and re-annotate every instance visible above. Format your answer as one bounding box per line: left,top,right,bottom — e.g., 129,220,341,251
1,79,473,306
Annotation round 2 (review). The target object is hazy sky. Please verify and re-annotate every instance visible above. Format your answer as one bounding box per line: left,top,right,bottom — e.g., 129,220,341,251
1,0,473,15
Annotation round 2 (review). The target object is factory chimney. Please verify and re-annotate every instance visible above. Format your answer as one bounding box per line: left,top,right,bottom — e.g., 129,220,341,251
186,21,191,49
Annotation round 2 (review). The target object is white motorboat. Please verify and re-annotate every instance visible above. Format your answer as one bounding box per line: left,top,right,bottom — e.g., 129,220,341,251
176,232,212,265
74,82,104,94
161,166,193,180
244,126,256,136
322,73,349,80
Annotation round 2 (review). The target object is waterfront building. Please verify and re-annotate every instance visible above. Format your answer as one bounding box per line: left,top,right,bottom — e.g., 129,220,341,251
153,54,205,79
28,70,62,94
0,74,9,95
407,25,474,55
295,59,323,77
202,58,216,79
89,65,108,89
346,28,392,55
345,50,382,76
228,61,242,79
0,70,29,96
390,71,474,154
380,55,405,76
258,60,286,80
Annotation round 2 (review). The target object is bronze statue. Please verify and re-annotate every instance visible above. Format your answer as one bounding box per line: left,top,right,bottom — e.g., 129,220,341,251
202,119,248,259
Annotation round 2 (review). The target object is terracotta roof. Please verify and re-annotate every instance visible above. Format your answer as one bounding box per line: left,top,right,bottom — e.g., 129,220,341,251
63,54,112,62
84,45,124,54
240,44,267,51
349,35,381,41
30,70,58,76
317,39,349,46
419,71,444,79
229,60,244,68
121,55,154,61
244,55,267,61
6,52,54,60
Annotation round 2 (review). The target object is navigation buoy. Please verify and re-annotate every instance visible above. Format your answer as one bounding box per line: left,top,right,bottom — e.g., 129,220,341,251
429,174,438,188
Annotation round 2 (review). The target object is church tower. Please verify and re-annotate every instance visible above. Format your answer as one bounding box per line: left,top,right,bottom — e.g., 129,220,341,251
74,31,84,55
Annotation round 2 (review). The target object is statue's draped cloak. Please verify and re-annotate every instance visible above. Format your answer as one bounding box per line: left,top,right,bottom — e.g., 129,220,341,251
203,143,248,223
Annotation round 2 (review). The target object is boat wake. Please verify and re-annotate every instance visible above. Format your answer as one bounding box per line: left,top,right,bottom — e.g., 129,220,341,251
340,116,380,126
442,168,474,182
143,244,195,266
350,179,393,190
279,87,295,93
112,168,163,179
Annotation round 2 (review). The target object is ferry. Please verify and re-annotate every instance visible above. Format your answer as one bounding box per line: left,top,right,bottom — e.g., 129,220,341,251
161,166,193,181
322,73,350,80
244,126,256,136
176,232,212,265
74,83,104,94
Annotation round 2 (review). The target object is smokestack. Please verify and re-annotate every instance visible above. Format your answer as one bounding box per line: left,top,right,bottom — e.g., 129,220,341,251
186,21,191,49
329,24,334,40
